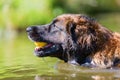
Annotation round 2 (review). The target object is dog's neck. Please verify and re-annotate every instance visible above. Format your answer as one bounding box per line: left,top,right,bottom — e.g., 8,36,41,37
76,36,113,65
59,27,113,65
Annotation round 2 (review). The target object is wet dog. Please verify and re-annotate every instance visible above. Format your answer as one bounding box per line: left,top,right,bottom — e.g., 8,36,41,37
26,14,120,68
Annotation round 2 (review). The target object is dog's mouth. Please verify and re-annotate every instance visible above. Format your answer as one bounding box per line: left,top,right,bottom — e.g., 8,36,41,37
26,26,64,58
33,41,62,57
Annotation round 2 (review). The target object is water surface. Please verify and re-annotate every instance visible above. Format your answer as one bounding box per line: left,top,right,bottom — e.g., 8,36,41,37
0,33,120,80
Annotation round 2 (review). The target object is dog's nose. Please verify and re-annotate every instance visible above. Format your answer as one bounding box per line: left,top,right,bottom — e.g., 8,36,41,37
26,26,37,32
26,27,32,32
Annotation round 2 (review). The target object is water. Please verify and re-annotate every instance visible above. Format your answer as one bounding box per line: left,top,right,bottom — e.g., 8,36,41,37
0,33,120,80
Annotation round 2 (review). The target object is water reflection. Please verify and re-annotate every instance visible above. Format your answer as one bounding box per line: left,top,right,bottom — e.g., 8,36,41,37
0,33,120,80
34,74,120,80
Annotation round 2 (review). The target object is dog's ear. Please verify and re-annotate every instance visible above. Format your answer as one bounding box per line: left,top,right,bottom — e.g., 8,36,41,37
66,15,113,51
66,21,77,42
74,15,113,51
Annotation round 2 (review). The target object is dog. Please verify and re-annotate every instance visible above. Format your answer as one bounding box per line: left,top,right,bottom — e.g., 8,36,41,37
26,14,120,68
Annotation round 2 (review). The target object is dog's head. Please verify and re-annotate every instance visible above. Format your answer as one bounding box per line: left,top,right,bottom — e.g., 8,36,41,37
26,14,112,63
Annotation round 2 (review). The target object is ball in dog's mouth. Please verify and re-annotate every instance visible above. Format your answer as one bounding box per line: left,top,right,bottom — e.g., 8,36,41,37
34,42,53,51
34,42,47,48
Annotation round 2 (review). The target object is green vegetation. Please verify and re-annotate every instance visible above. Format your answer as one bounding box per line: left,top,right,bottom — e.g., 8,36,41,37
0,0,120,32
0,0,55,29
97,13,120,32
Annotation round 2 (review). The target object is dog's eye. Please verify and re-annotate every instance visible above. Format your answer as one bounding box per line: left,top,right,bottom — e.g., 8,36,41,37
48,24,58,32
53,24,63,30
49,24,63,33
53,24,57,27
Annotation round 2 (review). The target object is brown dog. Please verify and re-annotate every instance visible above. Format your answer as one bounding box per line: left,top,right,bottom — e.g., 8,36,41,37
26,14,120,68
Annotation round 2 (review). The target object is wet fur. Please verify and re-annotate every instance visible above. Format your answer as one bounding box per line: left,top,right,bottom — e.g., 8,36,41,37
27,14,120,68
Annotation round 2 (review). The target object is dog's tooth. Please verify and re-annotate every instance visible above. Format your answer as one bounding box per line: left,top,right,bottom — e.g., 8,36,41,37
35,47,41,51
35,47,38,51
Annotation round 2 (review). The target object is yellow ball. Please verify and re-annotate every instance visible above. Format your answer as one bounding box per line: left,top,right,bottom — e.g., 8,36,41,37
34,42,47,48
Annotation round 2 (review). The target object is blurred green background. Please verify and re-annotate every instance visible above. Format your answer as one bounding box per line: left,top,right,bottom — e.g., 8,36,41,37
0,0,120,80
0,0,120,35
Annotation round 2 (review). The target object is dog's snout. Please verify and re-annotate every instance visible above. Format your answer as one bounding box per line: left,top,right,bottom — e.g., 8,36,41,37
26,26,37,32
26,27,32,32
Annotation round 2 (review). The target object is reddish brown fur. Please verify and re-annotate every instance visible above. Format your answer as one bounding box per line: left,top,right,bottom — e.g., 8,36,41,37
56,14,120,68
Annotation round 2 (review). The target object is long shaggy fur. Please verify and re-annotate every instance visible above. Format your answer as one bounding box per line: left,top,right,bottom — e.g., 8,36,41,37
57,14,120,68
27,14,120,68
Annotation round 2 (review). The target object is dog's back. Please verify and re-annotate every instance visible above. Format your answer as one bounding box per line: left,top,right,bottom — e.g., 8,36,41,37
90,32,120,68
